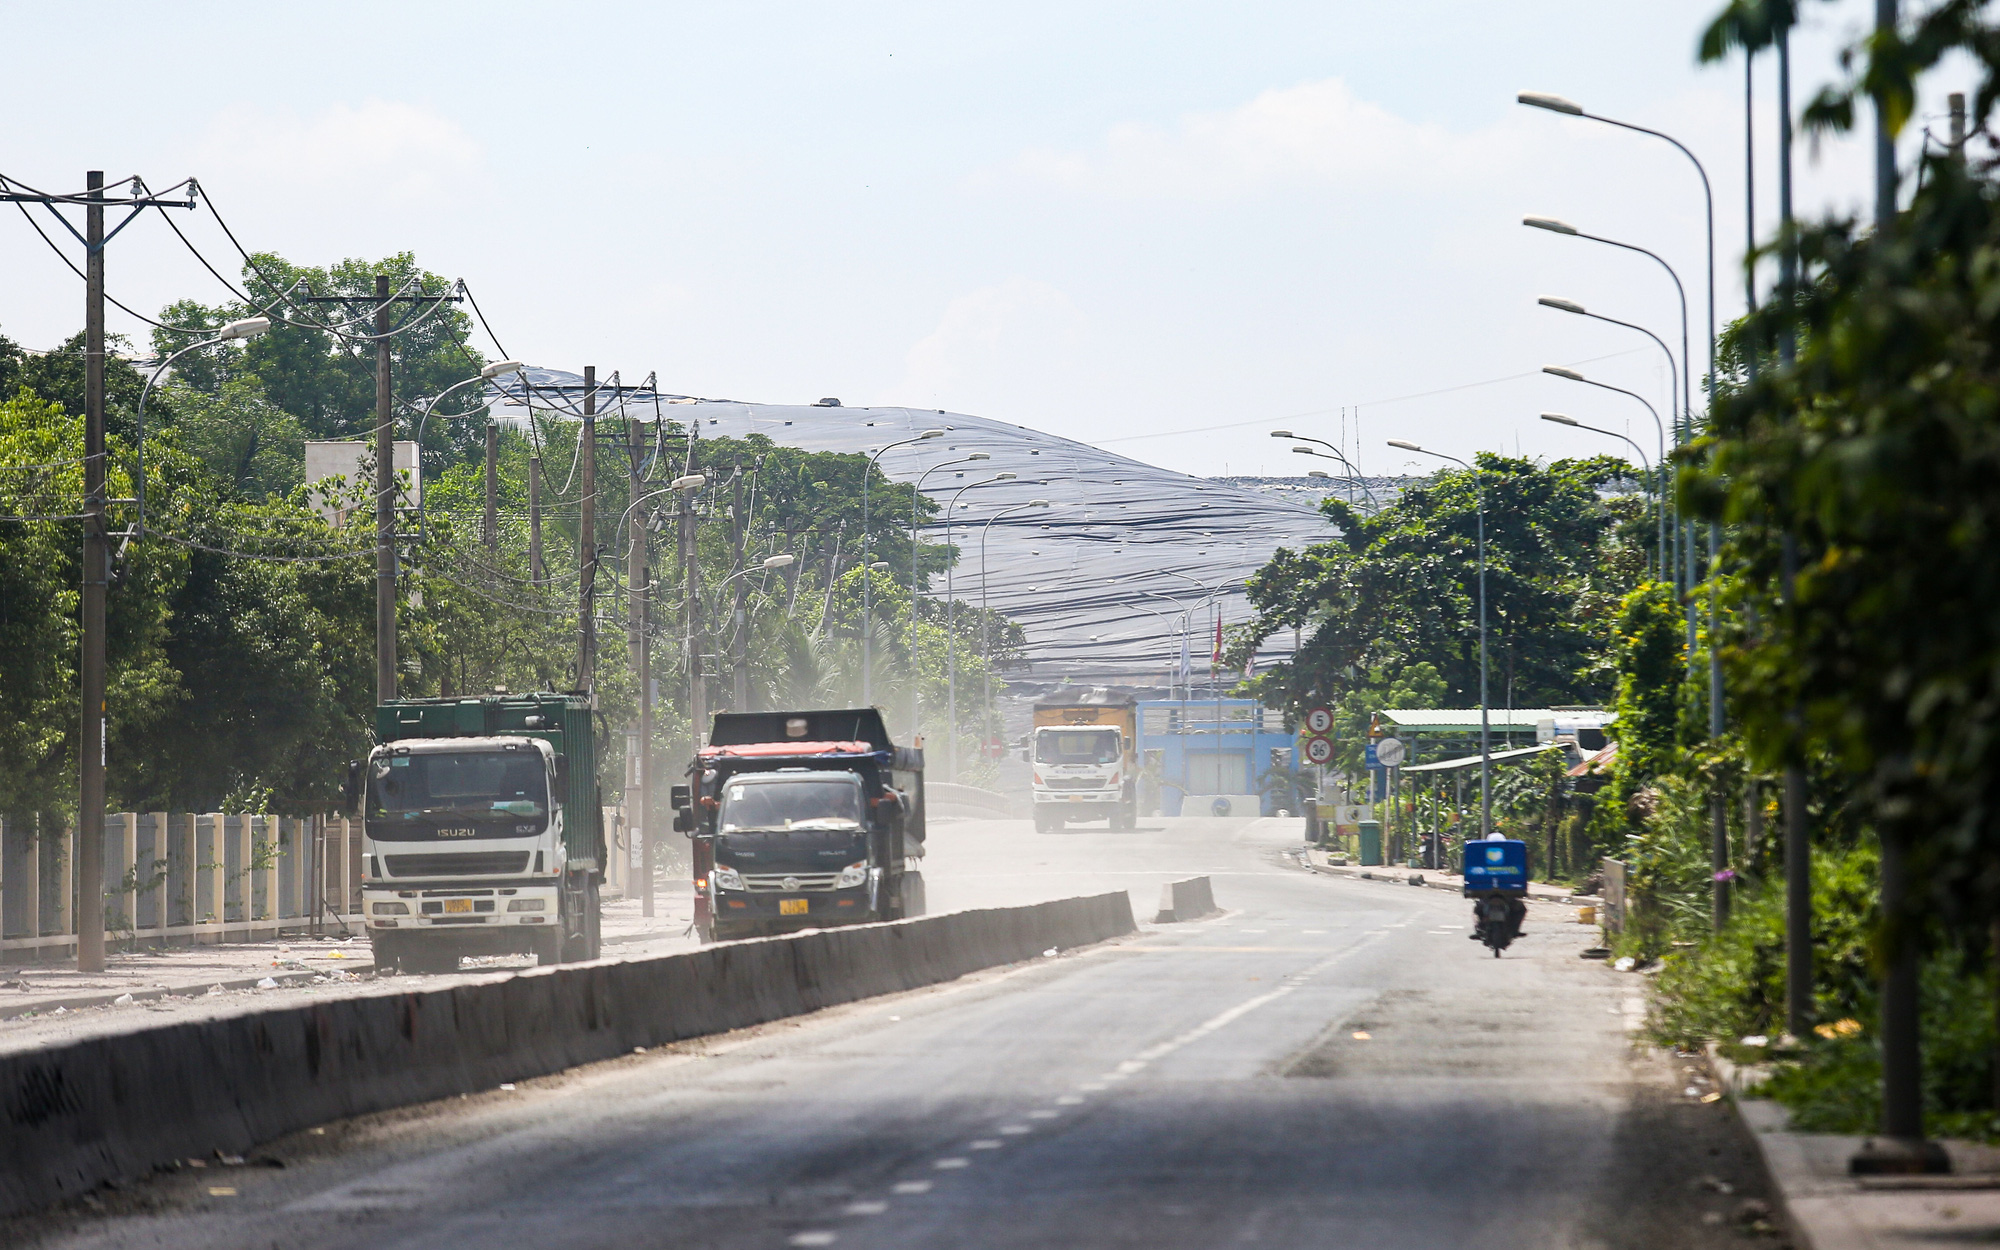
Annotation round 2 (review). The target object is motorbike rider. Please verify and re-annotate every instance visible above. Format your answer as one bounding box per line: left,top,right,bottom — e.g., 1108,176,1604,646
1468,832,1528,941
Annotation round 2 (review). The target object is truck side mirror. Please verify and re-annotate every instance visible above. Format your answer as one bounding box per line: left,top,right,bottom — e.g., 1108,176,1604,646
342,761,363,814
552,755,570,796
669,784,691,810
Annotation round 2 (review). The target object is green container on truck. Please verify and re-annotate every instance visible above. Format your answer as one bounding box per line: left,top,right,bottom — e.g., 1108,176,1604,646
348,693,605,974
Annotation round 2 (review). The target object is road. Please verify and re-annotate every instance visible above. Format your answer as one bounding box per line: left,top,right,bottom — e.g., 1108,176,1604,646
11,815,1772,1249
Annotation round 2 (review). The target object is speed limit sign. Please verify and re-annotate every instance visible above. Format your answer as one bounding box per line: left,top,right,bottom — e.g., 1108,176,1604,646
1304,706,1334,736
1303,735,1335,766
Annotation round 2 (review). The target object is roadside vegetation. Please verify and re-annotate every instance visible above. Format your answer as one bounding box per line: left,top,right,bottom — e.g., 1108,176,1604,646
0,252,1022,831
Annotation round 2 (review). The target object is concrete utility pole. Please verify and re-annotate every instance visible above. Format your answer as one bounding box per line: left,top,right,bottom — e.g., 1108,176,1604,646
626,416,652,918
483,422,499,553
731,466,750,712
528,453,544,582
374,274,397,702
78,172,107,974
683,435,705,745
0,171,199,973
578,365,597,692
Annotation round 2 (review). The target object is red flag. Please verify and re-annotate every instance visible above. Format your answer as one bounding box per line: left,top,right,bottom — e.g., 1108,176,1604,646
1210,615,1223,674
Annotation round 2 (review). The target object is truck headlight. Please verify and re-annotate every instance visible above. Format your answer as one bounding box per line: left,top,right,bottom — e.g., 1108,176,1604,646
371,901,409,916
506,898,546,912
712,865,745,891
835,861,868,888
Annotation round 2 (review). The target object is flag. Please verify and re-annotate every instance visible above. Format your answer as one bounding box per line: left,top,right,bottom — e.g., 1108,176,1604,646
1176,630,1193,690
1242,646,1255,680
1210,615,1223,676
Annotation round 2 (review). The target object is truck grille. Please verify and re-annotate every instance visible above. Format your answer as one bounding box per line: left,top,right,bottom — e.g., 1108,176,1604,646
384,852,530,877
1043,777,1108,790
741,871,842,892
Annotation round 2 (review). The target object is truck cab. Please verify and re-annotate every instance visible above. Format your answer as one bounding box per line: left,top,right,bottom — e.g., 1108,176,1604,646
355,694,604,973
677,708,924,943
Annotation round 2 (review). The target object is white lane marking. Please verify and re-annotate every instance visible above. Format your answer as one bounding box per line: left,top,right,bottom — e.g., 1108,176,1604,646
934,1158,970,1170
1114,1060,1146,1074
998,1125,1032,1135
1302,929,1327,934
1113,937,1386,1073
1054,1095,1084,1105
790,1234,837,1247
844,1201,889,1215
1026,1110,1059,1120
1241,929,1268,934
970,1140,1002,1150
891,1181,933,1194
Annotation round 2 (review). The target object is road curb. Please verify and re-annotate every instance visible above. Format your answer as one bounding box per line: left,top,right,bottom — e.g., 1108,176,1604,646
0,891,1136,1219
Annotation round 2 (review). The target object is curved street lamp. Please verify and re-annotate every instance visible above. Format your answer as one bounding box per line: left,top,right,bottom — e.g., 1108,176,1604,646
1273,429,1379,509
861,428,944,703
411,359,527,543
941,470,1015,780
1540,412,1662,575
1385,438,1490,839
976,498,1050,766
134,316,272,535
907,452,989,738
1542,366,1668,567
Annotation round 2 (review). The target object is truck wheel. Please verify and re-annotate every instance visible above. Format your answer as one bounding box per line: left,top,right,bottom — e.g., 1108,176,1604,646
368,932,405,974
901,871,926,918
583,876,602,960
401,945,460,975
1032,810,1050,834
531,929,563,966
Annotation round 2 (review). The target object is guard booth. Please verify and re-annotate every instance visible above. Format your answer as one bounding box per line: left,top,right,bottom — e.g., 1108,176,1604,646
1137,699,1296,817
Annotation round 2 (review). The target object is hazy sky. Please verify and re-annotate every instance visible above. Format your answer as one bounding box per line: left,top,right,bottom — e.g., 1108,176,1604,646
0,2,1974,478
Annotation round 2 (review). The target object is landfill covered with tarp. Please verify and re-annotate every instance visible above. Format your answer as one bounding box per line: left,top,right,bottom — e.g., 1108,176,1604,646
485,367,1337,682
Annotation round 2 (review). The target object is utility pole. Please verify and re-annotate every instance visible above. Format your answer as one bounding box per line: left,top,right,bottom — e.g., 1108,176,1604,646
0,172,198,974
483,421,499,553
578,365,597,692
78,172,107,975
731,466,750,711
303,276,459,704
683,433,705,745
374,275,396,702
529,453,544,582
626,416,653,918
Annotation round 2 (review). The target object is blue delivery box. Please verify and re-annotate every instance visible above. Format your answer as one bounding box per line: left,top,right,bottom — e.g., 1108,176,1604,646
1462,839,1528,896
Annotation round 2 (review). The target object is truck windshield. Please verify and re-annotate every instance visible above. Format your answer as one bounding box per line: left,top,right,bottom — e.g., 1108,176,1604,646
718,775,865,833
368,750,549,834
1036,729,1121,765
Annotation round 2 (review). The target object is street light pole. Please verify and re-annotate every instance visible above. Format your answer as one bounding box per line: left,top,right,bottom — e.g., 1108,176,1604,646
1541,368,1668,570
1540,413,1661,574
977,499,1050,768
942,471,1015,781
908,453,988,741
1388,440,1489,838
861,429,944,705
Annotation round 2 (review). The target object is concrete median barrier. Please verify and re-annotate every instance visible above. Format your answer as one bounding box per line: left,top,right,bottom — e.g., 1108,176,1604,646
1152,876,1219,923
0,891,1134,1218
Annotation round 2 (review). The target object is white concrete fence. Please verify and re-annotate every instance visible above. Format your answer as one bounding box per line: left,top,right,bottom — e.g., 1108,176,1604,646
0,806,643,962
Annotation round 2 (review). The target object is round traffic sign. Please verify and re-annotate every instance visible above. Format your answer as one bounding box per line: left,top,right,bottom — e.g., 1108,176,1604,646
1303,735,1335,765
1304,706,1334,736
1375,737,1407,767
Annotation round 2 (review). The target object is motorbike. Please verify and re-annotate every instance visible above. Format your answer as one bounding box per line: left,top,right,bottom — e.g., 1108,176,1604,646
1472,894,1521,957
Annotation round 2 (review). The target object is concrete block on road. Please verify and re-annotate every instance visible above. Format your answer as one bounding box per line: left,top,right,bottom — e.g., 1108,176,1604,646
1152,876,1219,923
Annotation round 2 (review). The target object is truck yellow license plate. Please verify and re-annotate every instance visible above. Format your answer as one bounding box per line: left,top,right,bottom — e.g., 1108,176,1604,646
778,898,809,916
444,898,473,914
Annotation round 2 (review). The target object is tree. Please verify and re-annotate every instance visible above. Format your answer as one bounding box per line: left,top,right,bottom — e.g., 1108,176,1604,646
1236,453,1646,753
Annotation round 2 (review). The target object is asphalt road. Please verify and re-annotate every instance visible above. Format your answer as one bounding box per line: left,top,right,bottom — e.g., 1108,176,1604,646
13,815,1774,1249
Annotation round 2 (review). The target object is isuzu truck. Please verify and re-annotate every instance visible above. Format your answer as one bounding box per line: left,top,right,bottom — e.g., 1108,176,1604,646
1030,688,1138,832
351,693,605,973
675,708,924,943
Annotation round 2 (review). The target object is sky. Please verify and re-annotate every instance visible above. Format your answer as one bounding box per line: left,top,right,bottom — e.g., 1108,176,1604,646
0,1,1978,479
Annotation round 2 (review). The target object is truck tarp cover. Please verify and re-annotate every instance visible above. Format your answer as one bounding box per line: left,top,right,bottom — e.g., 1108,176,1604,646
708,709,892,750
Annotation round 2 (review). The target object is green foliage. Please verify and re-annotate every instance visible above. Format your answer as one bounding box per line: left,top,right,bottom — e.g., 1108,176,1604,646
1648,844,1879,1048
1239,454,1645,750
157,378,305,500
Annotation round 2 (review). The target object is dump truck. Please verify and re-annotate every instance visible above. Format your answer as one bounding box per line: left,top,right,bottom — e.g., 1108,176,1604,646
350,693,605,974
675,708,924,943
1029,688,1138,832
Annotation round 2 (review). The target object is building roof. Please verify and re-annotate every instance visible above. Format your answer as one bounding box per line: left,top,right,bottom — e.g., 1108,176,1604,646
1379,708,1611,734
1400,743,1567,773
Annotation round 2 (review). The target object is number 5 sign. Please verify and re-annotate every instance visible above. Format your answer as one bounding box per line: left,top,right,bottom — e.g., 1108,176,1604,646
1304,706,1333,736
